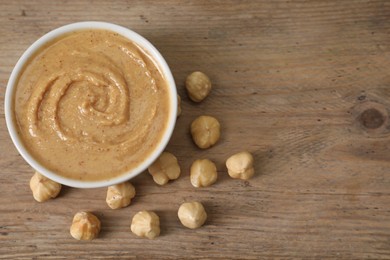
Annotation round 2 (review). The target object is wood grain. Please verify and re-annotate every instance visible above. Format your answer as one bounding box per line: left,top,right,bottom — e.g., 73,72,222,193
1,0,390,259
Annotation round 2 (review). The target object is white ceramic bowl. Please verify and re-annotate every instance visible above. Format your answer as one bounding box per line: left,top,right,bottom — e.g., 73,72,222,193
4,21,177,188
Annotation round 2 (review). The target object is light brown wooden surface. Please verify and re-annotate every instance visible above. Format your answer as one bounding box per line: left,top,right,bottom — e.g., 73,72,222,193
1,0,390,259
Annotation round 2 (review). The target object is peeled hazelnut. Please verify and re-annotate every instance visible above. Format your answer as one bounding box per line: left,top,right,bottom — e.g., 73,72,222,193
148,152,181,185
178,201,207,229
131,211,160,239
226,151,255,180
190,159,217,187
185,71,212,102
106,182,136,209
29,171,61,202
177,94,182,117
70,212,101,241
190,116,220,149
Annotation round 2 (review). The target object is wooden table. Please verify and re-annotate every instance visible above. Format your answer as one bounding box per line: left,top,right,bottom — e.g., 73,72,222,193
1,1,390,259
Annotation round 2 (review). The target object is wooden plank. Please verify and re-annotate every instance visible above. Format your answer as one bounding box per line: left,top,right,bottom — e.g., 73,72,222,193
1,0,390,258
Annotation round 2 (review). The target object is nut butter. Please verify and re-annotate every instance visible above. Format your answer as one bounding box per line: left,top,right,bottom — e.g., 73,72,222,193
13,29,170,181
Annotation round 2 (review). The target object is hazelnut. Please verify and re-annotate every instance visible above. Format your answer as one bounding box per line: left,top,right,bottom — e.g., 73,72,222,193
29,171,61,202
131,211,160,239
106,182,136,209
190,159,217,187
70,212,101,240
177,94,182,117
185,71,212,102
226,151,255,180
190,116,220,149
148,152,181,185
178,201,207,229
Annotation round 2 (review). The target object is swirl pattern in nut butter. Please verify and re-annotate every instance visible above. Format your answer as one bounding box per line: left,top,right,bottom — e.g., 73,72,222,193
14,30,170,181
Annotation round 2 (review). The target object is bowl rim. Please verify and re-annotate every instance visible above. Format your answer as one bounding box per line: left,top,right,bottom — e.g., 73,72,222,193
4,21,177,188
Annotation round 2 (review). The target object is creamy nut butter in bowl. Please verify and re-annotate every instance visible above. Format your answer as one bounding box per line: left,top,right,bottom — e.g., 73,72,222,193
5,22,177,188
